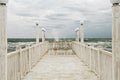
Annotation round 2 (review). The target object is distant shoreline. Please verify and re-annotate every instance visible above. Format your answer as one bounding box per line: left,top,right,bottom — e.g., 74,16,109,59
8,38,112,42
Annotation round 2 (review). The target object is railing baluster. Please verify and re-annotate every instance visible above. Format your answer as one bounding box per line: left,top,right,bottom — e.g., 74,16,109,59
28,45,31,72
72,41,112,80
7,42,49,80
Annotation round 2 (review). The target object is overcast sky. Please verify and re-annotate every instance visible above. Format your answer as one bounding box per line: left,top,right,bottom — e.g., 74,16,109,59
7,0,112,38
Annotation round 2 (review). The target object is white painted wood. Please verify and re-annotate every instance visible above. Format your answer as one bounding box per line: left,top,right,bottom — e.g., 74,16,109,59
42,29,46,42
35,23,39,44
99,50,112,80
75,30,79,42
80,21,84,43
0,3,7,80
7,50,20,80
7,42,49,80
19,47,23,79
97,49,100,79
112,4,120,80
90,47,92,70
6,41,113,80
72,41,112,80
28,45,31,71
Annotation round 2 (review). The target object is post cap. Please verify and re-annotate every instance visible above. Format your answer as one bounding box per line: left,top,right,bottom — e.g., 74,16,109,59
0,0,8,4
75,28,79,32
42,28,46,32
80,20,84,25
36,23,39,26
110,0,120,4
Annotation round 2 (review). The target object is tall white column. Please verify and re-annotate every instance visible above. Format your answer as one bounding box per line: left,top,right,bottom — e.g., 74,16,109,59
42,28,46,42
75,28,79,42
111,2,120,80
35,23,39,44
80,20,84,43
0,0,8,80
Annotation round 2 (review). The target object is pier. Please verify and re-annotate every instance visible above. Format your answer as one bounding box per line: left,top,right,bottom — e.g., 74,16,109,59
6,41,112,80
0,0,120,80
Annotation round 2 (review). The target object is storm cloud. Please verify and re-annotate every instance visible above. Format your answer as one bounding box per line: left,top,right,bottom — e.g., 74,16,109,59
7,0,112,38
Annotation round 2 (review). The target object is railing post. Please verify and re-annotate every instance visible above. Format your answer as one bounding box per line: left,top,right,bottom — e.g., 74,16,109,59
16,46,21,80
98,49,101,80
42,28,46,42
75,28,79,42
27,45,31,72
0,0,8,80
80,20,84,43
110,1,120,80
16,46,23,80
90,47,92,70
19,47,23,79
35,23,39,44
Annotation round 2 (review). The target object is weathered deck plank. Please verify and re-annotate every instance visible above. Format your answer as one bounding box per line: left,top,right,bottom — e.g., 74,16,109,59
23,51,99,80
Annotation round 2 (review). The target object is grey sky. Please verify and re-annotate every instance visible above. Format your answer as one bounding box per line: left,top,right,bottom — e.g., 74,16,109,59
7,0,112,38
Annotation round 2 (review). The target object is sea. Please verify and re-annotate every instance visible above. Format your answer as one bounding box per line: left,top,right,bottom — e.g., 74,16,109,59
8,38,112,53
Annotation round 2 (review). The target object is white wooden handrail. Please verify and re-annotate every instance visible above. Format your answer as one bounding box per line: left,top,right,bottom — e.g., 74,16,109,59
7,41,49,80
72,41,112,80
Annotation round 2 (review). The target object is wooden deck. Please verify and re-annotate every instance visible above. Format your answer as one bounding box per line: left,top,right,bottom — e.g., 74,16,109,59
23,50,99,80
